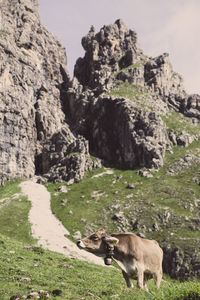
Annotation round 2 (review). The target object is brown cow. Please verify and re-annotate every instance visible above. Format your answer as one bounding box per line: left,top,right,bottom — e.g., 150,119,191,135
77,229,163,290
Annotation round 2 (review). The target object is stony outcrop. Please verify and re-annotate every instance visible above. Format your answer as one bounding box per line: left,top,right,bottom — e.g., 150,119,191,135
73,19,187,109
1,6,199,180
182,94,200,119
40,133,101,184
144,53,186,106
163,245,200,280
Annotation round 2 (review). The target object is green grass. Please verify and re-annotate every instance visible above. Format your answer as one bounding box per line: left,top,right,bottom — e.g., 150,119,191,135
114,60,147,75
0,29,8,37
0,175,199,299
161,111,200,136
0,180,34,244
0,233,199,300
106,82,154,110
107,82,148,99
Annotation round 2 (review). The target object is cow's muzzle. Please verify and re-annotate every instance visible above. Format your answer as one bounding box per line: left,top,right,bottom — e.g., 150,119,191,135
77,240,86,249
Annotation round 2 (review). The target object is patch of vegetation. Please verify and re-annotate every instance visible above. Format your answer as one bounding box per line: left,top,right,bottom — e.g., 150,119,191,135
107,82,147,98
0,233,199,299
106,82,154,111
114,59,147,75
161,111,200,136
0,181,34,244
0,180,20,199
0,29,8,37
67,151,80,157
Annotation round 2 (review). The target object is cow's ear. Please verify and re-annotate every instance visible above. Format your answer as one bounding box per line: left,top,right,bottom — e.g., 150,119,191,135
104,236,119,245
98,228,106,235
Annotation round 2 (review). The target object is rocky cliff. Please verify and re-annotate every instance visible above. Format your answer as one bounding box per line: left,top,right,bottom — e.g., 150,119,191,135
1,2,199,182
0,0,99,184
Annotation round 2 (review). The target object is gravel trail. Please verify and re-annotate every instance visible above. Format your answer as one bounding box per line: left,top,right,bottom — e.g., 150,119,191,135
20,180,105,266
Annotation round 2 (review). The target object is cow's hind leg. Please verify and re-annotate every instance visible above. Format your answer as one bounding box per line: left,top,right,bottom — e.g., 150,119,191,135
143,273,152,291
122,270,133,288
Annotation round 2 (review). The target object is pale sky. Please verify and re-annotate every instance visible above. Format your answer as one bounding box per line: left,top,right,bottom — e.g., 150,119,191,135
38,0,200,95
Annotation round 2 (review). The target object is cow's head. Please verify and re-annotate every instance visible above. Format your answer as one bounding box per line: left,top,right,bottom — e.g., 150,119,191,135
77,228,119,255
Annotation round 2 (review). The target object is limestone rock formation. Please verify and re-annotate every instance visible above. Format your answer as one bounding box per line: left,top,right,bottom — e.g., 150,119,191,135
0,0,97,182
144,53,186,109
68,20,184,170
74,19,146,95
0,0,67,177
66,19,200,172
1,5,198,181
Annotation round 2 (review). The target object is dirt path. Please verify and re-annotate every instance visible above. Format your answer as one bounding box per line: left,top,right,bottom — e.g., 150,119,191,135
20,180,105,266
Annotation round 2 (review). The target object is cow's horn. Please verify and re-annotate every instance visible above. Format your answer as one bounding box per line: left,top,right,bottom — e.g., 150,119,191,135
103,236,119,245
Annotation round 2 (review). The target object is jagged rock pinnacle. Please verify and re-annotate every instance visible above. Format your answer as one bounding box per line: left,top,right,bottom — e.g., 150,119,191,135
74,19,145,93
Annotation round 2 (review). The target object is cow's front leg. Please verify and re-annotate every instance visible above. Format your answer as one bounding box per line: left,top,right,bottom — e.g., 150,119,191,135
137,268,144,289
122,270,133,288
154,270,162,288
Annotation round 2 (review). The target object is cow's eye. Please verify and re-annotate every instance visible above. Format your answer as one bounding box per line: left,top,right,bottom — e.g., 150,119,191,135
91,235,98,241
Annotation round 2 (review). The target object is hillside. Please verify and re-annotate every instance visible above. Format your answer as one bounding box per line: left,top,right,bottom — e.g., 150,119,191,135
0,181,199,299
0,0,199,286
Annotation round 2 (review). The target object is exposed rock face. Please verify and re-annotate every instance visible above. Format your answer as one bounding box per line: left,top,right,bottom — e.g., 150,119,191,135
0,0,68,177
73,19,186,108
83,96,167,169
1,6,198,180
67,81,169,169
0,0,97,182
144,54,185,93
40,133,101,184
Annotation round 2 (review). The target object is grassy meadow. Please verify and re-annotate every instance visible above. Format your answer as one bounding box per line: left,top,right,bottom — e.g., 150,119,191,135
0,172,199,299
0,231,199,299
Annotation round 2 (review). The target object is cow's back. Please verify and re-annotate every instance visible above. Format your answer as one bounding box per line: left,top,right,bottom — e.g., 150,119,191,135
112,233,163,272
